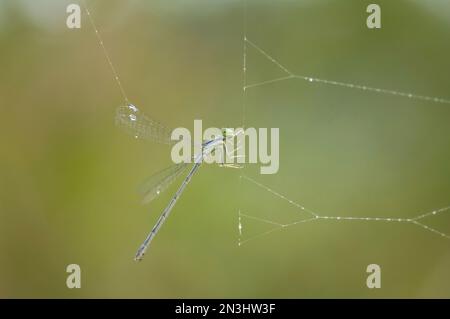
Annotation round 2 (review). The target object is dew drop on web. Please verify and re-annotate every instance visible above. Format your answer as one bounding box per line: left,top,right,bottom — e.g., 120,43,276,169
128,104,139,112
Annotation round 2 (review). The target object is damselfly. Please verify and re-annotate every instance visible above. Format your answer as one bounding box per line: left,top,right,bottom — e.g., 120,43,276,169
116,104,242,261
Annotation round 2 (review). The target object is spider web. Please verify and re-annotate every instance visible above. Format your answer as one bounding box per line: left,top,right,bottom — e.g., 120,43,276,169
82,0,450,249
238,0,450,246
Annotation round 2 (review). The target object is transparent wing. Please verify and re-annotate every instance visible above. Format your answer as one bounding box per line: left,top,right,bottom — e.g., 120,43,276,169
115,104,173,145
138,163,189,204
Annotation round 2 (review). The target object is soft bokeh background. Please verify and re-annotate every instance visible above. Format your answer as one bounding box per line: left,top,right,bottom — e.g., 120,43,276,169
0,0,449,298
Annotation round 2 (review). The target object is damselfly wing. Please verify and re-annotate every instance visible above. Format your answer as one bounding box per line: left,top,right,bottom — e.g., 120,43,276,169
138,163,189,204
115,104,173,145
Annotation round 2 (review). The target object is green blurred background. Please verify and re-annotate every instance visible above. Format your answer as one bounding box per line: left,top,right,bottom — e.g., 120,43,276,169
0,0,449,298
